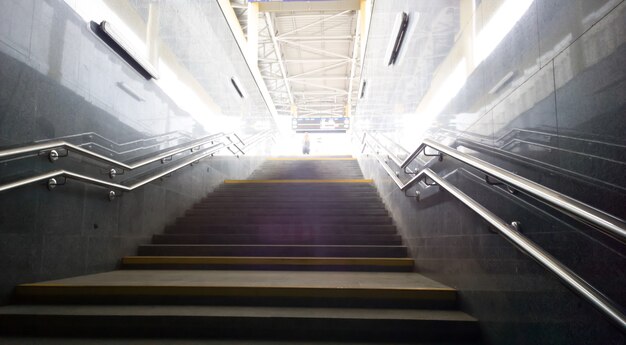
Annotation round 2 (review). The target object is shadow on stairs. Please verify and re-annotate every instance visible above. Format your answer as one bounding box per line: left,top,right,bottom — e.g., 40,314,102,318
0,157,482,344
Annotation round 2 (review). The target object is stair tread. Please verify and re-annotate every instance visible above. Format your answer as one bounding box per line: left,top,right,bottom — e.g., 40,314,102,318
123,256,414,267
0,304,476,322
17,270,451,291
0,337,482,345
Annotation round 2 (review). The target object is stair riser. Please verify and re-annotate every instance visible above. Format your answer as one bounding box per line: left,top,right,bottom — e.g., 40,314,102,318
14,294,449,309
0,315,478,341
176,216,393,225
122,263,414,272
164,230,398,237
185,209,389,216
216,186,376,191
137,246,408,257
152,235,402,245
207,191,378,196
248,174,366,178
200,197,382,203
193,203,386,209
164,225,398,234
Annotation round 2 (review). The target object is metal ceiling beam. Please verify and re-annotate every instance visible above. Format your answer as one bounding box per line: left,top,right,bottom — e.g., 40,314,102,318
288,61,349,79
280,40,351,60
277,10,352,37
276,36,354,41
289,79,349,94
296,103,344,107
274,13,353,19
259,58,350,63
285,19,354,40
292,91,344,95
297,97,341,102
264,12,294,106
266,76,348,81
292,76,349,81
346,9,362,116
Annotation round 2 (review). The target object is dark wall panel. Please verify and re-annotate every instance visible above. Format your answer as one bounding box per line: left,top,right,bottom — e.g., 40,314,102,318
0,0,272,304
356,0,626,344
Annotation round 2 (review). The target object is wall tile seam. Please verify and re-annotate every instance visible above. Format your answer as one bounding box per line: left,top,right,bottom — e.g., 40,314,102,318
461,0,624,139
538,0,625,69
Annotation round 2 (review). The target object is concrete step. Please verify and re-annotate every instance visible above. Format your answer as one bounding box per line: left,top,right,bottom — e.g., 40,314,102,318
185,208,390,217
164,224,399,235
175,215,393,225
213,182,376,188
200,196,382,203
122,256,414,272
137,244,409,258
205,191,380,198
248,171,365,176
0,336,484,344
193,202,387,210
152,234,402,245
12,271,456,309
0,305,479,341
215,183,376,190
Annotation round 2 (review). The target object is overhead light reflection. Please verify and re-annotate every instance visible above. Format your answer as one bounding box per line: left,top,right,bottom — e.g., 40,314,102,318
424,58,467,119
474,0,534,64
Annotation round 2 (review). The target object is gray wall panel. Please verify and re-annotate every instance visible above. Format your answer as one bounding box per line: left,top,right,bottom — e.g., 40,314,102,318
0,0,272,304
355,0,626,343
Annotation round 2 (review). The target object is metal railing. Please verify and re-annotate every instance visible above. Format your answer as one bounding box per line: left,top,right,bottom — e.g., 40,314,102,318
359,131,626,332
0,129,274,198
362,132,626,244
0,132,233,172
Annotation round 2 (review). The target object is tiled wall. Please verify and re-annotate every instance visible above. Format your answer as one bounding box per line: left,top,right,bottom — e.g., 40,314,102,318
0,0,274,303
356,0,625,344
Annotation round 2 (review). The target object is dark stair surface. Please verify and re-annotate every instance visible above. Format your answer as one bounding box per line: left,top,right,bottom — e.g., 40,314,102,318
0,157,481,343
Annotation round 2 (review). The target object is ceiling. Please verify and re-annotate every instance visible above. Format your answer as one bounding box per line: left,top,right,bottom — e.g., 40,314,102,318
232,0,363,118
356,0,460,128
125,0,461,129
228,0,461,124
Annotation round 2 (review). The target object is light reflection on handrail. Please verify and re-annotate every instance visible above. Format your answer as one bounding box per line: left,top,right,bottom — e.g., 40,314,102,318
359,131,626,244
0,130,275,194
0,132,230,170
360,131,626,333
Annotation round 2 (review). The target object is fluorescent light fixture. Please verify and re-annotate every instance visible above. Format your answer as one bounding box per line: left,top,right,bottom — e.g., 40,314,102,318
230,77,246,99
488,71,515,94
385,12,410,66
99,21,159,79
474,0,534,64
424,58,467,118
116,82,145,101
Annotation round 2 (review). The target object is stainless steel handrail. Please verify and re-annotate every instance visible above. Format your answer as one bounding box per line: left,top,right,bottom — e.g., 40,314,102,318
0,132,230,171
35,130,192,149
365,131,626,243
0,131,275,194
361,134,626,332
0,144,223,193
456,138,626,193
420,138,626,244
0,131,193,164
496,128,626,149
370,130,626,243
369,133,626,244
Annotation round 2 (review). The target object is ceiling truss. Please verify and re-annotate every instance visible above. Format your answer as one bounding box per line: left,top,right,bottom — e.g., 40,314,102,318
232,1,363,118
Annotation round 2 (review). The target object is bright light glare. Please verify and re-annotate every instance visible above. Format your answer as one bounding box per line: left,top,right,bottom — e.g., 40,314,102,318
474,0,534,64
63,0,225,133
424,58,467,118
65,0,147,54
155,60,220,130
272,132,352,156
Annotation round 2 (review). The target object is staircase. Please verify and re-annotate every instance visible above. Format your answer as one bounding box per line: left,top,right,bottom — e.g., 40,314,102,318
0,157,481,343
